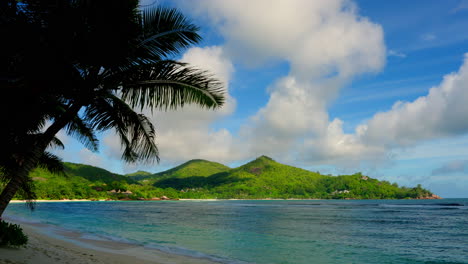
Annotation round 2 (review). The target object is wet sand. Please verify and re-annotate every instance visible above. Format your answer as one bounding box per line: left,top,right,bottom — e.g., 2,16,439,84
0,220,219,264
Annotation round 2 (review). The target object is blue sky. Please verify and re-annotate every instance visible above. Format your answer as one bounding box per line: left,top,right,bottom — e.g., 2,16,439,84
54,0,468,197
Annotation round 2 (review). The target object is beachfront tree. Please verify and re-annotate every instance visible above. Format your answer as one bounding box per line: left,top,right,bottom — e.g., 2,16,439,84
0,0,225,216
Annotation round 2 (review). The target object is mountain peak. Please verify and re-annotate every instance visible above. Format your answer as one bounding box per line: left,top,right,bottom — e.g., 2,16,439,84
256,155,274,161
154,159,230,179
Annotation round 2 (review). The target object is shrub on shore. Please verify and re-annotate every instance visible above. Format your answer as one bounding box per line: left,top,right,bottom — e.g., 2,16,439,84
0,220,28,247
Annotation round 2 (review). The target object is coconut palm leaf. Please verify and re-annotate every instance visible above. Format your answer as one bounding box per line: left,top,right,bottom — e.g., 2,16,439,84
37,151,64,175
118,60,224,111
85,94,158,163
137,6,201,62
65,114,99,152
48,136,65,150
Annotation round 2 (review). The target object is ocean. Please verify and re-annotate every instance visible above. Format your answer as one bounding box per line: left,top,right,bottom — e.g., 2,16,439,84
4,199,468,264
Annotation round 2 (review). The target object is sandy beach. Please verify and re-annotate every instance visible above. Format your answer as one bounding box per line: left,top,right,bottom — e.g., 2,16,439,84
9,199,97,203
0,220,219,264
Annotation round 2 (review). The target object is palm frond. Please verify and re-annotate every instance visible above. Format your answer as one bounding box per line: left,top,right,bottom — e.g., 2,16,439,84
65,113,99,152
119,60,225,111
137,6,201,61
48,136,65,150
37,151,64,175
85,94,159,163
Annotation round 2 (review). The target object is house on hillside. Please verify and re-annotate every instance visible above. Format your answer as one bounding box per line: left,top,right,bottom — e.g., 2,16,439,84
107,189,133,195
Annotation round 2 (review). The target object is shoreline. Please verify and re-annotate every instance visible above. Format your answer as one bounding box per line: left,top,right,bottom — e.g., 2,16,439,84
0,218,219,264
9,196,442,203
10,199,96,203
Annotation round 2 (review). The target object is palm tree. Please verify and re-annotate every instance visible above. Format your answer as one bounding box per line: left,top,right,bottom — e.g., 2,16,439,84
0,0,225,216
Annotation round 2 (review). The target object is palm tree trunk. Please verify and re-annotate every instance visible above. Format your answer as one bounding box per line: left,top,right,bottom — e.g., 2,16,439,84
0,177,21,216
0,103,83,217
0,159,38,217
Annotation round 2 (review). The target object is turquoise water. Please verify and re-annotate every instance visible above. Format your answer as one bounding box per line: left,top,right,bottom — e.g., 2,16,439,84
5,199,468,264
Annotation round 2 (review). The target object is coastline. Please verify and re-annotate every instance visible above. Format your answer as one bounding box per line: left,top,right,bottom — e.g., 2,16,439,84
0,219,219,264
10,199,96,203
9,196,441,203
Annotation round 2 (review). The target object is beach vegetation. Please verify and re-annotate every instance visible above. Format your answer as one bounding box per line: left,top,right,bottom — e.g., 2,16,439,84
0,220,28,247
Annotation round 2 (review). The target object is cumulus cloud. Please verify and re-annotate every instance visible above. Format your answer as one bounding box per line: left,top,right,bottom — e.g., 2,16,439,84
299,118,386,164
357,54,468,148
431,160,468,175
62,1,468,173
187,0,385,78
181,0,386,164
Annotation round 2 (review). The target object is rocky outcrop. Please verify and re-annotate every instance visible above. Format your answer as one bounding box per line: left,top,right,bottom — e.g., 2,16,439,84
417,194,442,199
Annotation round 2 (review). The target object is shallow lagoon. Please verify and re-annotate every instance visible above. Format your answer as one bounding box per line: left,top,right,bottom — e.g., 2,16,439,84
5,199,468,264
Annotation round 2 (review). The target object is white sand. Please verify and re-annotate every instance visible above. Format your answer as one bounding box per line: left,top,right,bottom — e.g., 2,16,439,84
10,199,97,203
0,222,219,264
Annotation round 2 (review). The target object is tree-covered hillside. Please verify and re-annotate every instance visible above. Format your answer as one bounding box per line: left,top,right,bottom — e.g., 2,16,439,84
20,163,137,200
2,156,436,200
145,159,231,187
146,156,433,199
64,162,135,184
151,159,230,179
125,171,153,181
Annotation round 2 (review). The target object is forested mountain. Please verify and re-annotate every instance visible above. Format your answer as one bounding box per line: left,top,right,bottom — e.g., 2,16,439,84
4,156,436,200
134,159,231,185
144,156,434,199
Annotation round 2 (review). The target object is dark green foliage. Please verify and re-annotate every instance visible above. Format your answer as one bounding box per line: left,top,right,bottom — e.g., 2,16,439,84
0,220,28,247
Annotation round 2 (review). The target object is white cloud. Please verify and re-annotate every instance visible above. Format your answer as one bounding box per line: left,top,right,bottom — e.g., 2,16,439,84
183,0,385,163
62,1,468,174
300,118,386,164
187,0,385,78
358,54,468,147
388,49,407,58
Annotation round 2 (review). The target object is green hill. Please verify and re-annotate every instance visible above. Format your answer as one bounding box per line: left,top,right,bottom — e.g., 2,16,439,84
154,155,325,196
153,159,230,178
64,162,135,185
150,156,433,199
23,163,137,200
2,156,435,200
125,170,153,180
